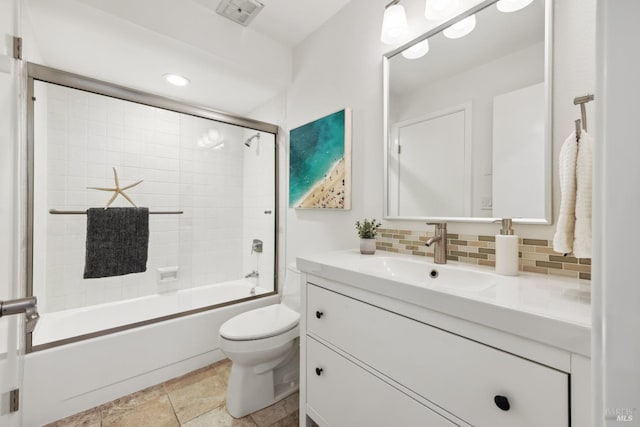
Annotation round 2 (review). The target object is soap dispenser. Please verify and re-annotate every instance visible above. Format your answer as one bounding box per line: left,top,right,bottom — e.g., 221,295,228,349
495,218,519,276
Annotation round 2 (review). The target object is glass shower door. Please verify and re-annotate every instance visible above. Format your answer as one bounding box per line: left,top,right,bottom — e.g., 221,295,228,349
0,316,21,427
1,0,26,420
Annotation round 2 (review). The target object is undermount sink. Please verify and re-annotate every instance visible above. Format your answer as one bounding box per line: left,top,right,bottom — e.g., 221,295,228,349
357,256,497,292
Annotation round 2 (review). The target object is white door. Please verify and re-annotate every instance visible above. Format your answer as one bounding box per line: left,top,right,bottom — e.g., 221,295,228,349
395,106,469,217
1,1,28,425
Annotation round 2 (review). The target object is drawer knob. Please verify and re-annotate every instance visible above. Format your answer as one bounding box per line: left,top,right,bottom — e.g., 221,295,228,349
494,395,510,411
315,311,324,319
315,367,324,376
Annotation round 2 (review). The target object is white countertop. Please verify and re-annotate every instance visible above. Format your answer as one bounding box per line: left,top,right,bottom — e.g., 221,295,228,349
297,250,591,356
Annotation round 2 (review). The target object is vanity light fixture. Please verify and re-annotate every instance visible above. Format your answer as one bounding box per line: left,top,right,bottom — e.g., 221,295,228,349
496,0,535,13
380,0,409,45
163,73,190,87
443,14,476,39
402,39,430,59
424,0,460,21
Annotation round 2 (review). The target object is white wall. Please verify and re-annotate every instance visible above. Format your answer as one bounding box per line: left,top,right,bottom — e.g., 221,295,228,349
284,0,596,268
594,1,640,424
285,0,387,265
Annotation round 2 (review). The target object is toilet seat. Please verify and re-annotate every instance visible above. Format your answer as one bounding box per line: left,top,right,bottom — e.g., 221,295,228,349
220,304,300,341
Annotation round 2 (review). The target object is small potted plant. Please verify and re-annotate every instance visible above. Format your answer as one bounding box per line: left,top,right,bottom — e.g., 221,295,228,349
355,218,382,255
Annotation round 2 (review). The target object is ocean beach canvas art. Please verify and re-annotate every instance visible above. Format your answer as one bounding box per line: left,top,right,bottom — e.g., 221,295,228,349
289,109,352,209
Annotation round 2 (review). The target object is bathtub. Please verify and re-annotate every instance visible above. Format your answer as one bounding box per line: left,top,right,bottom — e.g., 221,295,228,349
32,279,271,347
22,279,279,426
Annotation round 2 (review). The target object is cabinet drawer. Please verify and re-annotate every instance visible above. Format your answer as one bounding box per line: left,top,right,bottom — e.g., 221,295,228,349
307,284,569,427
307,337,456,427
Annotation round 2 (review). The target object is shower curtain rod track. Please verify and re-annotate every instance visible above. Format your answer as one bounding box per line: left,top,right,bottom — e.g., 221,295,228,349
49,209,184,215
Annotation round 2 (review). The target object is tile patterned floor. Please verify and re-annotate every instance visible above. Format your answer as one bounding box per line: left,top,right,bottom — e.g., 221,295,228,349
45,359,299,427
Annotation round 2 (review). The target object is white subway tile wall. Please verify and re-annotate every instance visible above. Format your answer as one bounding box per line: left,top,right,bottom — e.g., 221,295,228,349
33,82,274,312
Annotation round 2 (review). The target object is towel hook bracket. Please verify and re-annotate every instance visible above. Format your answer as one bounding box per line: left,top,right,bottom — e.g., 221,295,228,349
573,94,595,141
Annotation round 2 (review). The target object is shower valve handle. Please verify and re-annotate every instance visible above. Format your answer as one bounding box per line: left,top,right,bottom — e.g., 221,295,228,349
251,239,263,254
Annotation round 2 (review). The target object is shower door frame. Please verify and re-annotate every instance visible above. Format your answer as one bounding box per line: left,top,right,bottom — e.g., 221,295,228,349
25,62,280,352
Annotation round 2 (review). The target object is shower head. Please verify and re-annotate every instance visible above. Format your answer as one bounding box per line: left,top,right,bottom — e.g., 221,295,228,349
244,133,260,147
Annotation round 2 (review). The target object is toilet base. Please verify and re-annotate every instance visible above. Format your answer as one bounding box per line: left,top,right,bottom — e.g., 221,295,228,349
226,338,300,418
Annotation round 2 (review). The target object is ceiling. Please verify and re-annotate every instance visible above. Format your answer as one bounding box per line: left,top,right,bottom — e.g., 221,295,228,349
25,0,352,115
190,0,354,47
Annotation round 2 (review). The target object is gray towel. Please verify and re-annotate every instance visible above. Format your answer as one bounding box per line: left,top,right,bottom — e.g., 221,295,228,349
84,207,149,279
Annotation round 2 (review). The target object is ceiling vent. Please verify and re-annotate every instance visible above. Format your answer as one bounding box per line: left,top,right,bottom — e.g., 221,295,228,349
216,0,264,27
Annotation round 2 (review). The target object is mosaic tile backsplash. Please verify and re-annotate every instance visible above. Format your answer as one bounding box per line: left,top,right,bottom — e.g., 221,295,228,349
376,228,591,281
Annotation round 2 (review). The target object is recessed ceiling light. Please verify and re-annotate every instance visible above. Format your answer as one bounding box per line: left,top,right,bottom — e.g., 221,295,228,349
163,73,190,87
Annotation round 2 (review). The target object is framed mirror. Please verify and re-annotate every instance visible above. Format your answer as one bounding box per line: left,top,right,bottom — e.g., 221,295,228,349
383,0,552,223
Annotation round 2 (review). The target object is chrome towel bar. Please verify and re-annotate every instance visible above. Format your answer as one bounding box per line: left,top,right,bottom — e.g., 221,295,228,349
49,209,183,215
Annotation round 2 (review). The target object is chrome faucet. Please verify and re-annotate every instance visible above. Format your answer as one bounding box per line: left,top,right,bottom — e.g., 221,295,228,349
245,270,259,278
425,222,447,264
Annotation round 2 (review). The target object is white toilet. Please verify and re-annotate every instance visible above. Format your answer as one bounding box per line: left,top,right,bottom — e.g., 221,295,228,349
219,264,301,418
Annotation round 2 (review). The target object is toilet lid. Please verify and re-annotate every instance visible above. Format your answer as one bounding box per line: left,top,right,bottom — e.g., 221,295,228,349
220,304,300,341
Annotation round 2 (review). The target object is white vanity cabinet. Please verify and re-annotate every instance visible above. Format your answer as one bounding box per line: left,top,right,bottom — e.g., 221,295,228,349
297,251,591,427
306,283,568,427
306,337,456,426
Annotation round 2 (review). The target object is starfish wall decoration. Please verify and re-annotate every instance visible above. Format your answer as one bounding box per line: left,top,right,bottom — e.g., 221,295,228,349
87,167,143,208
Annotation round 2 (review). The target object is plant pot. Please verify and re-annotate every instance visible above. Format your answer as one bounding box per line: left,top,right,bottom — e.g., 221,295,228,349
360,238,376,255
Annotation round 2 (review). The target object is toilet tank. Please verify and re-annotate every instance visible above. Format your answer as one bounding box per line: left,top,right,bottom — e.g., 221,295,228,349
281,263,301,313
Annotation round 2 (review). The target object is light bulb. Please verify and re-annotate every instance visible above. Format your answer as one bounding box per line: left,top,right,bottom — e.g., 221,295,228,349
381,4,409,45
425,0,460,21
496,0,535,13
402,39,430,59
443,14,476,39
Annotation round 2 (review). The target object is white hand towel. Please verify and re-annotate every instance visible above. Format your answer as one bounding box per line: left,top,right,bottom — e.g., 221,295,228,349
553,131,578,254
573,130,593,258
